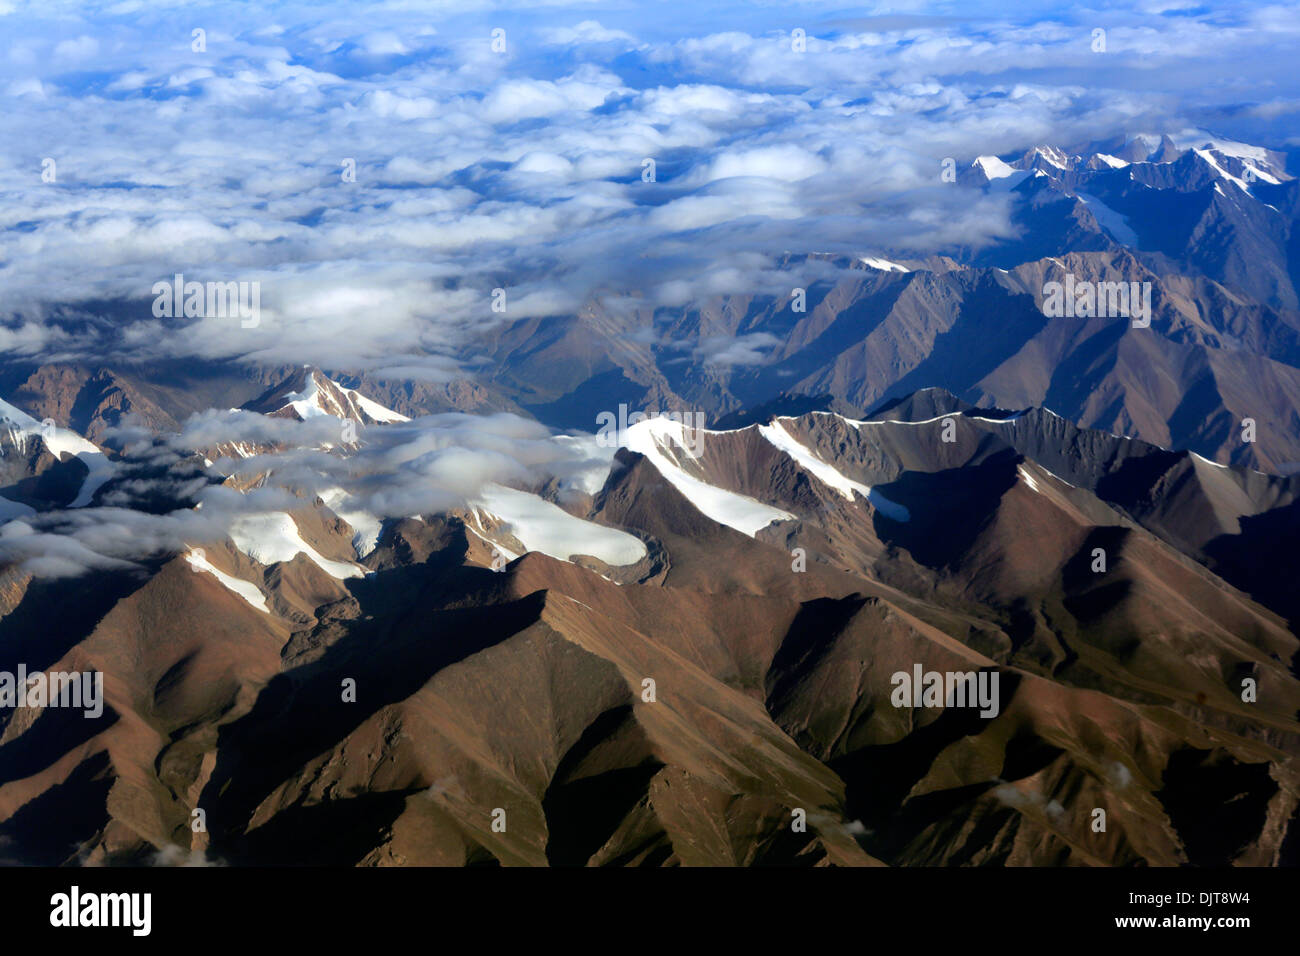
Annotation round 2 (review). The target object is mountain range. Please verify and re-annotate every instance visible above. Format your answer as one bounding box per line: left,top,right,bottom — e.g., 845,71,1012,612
2,133,1298,867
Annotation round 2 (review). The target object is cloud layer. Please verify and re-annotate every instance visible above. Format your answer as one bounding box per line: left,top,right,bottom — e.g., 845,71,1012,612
0,407,614,577
2,0,1296,380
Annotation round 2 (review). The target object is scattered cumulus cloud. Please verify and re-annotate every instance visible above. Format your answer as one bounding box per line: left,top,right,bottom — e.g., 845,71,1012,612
0,407,616,578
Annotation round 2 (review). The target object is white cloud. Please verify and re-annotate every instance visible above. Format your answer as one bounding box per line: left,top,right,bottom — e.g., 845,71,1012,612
0,0,1289,387
53,35,97,59
480,71,624,124
540,20,636,46
700,144,829,183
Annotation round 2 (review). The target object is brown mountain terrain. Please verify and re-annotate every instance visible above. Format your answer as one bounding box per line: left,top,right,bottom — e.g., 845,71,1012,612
1,394,1295,867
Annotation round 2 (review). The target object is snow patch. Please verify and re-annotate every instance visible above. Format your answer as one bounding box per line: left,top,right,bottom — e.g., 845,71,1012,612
0,397,113,508
860,256,909,273
1170,131,1270,164
853,410,1021,430
1076,192,1138,246
184,549,270,613
758,420,910,520
624,417,795,537
1017,464,1043,494
473,484,646,566
465,517,520,563
973,155,1017,179
278,373,408,424
319,487,383,557
1241,162,1281,186
1191,451,1230,471
352,390,409,423
1193,148,1252,193
281,376,332,420
229,512,365,579
1031,146,1069,169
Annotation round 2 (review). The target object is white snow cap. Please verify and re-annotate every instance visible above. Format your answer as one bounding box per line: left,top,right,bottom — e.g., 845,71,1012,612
472,484,647,566
973,155,1017,180
0,397,112,508
229,512,365,579
278,371,409,423
623,417,795,537
184,549,270,613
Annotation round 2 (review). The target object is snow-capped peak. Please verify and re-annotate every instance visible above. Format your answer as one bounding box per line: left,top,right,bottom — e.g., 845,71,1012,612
272,368,409,425
1126,132,1162,154
0,397,113,508
1092,153,1129,169
1192,148,1255,193
973,155,1017,180
1029,145,1071,169
0,397,100,459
